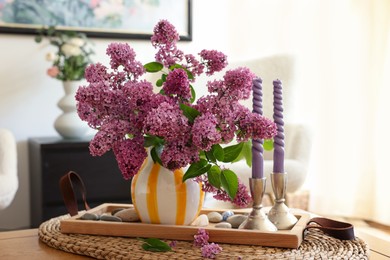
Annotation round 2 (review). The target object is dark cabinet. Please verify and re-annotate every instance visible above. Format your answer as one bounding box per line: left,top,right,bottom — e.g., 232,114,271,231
28,137,131,228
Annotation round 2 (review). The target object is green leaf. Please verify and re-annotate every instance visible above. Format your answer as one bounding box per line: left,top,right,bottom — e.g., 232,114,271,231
179,103,200,123
144,135,164,147
138,238,172,252
222,143,244,162
205,144,223,163
183,159,211,182
232,141,252,167
34,35,42,43
162,74,167,81
199,150,207,160
190,85,196,103
156,79,163,87
242,141,252,167
264,139,274,151
169,64,183,70
211,144,224,162
207,165,221,189
150,146,162,165
144,62,163,72
205,150,216,163
221,169,238,200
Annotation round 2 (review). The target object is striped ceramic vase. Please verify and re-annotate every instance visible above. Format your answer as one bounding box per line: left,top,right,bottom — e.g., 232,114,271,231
131,152,204,225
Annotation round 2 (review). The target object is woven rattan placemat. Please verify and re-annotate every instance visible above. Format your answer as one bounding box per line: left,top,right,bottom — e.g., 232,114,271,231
38,214,369,259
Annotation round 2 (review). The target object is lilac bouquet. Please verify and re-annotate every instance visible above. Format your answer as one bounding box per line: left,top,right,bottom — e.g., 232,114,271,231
76,20,277,207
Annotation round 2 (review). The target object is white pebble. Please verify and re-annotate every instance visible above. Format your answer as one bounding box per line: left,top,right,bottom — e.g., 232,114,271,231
207,212,223,223
190,214,209,227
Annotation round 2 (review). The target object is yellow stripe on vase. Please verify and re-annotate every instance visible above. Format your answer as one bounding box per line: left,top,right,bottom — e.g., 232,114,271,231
174,168,187,225
146,163,161,224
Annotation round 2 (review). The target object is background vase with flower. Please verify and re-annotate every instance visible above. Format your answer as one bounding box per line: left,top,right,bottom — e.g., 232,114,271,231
35,26,94,139
54,80,90,139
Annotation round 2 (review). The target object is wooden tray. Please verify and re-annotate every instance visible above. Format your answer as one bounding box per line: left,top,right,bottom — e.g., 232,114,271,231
60,203,311,249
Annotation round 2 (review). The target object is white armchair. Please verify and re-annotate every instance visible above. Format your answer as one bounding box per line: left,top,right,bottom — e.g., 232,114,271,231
203,54,312,208
0,128,18,210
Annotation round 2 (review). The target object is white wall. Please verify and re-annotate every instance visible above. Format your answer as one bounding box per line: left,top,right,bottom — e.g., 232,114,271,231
0,0,318,229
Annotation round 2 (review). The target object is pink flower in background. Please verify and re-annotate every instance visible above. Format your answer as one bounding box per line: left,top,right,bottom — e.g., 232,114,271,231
47,66,60,78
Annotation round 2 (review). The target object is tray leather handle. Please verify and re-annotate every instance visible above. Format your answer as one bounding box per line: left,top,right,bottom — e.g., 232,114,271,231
59,171,90,216
304,217,355,240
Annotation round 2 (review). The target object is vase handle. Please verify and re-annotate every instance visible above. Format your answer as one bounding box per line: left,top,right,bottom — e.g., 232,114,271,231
59,171,90,216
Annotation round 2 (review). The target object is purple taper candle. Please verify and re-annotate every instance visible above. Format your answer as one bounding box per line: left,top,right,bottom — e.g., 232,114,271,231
273,79,285,173
252,77,264,179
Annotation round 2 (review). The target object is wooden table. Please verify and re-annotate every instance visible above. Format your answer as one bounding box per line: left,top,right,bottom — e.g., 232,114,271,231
0,229,88,259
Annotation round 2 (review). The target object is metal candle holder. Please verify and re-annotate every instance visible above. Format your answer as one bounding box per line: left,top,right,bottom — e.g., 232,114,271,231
268,172,298,230
239,178,277,231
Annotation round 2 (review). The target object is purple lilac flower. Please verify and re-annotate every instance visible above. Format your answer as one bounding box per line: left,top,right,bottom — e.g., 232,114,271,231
163,68,191,101
151,20,183,67
201,243,222,259
191,112,221,151
106,43,145,80
151,19,180,46
89,119,133,156
169,240,177,248
237,113,277,142
84,63,110,83
143,102,190,142
223,67,255,100
76,82,131,129
160,140,199,170
112,136,147,180
213,180,252,208
184,54,204,77
196,175,252,208
199,50,228,76
193,229,209,247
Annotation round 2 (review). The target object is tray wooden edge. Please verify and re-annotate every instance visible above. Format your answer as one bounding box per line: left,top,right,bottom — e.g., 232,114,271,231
60,203,311,249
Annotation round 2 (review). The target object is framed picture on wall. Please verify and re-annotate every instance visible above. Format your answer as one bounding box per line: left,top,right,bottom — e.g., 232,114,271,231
0,0,192,40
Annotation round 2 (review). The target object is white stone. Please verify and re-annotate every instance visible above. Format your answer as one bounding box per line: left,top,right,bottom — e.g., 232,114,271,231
207,212,223,223
190,214,209,227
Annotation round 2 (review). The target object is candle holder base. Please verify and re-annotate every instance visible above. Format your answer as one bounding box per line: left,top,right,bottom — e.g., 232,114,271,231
239,207,277,231
268,172,298,230
238,178,277,231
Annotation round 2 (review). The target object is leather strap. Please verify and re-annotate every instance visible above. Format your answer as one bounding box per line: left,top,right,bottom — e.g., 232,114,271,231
304,217,355,240
59,171,90,216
